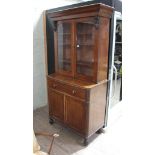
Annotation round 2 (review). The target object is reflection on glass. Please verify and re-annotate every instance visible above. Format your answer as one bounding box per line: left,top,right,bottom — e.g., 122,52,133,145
76,22,95,76
57,23,71,72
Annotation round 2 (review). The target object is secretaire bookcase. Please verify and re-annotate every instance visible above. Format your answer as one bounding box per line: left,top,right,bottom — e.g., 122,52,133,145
44,3,113,145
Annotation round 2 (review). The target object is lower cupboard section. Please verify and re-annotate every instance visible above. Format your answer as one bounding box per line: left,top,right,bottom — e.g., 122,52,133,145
48,89,86,134
48,81,108,145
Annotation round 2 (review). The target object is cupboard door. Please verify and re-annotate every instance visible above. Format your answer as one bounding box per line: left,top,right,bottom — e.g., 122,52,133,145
48,90,64,121
75,19,97,81
65,96,86,134
57,21,73,75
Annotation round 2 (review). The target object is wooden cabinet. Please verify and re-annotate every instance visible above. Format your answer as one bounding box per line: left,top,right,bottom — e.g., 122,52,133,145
44,3,113,145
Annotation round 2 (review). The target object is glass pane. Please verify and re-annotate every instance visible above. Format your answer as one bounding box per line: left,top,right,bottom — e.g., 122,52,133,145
57,23,71,72
76,22,95,77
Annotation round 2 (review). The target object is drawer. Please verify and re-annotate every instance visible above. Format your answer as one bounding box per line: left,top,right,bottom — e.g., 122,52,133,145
48,78,86,100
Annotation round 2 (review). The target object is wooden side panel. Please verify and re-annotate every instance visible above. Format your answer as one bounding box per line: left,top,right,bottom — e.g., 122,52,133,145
97,17,110,82
65,96,86,134
48,90,64,121
88,82,107,135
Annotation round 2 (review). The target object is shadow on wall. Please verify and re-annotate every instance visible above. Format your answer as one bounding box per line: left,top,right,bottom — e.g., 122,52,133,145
33,12,47,110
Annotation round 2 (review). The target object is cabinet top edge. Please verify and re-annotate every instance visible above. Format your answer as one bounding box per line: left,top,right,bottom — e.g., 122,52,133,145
46,3,113,18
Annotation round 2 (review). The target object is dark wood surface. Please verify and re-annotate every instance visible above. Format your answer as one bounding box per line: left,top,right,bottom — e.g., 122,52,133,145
88,82,107,136
65,96,86,134
97,17,110,82
44,4,112,145
48,3,113,21
48,90,64,122
47,74,108,139
47,77,87,100
46,1,113,14
47,73,107,89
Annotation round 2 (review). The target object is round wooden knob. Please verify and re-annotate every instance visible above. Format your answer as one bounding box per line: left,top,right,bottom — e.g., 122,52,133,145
72,90,76,95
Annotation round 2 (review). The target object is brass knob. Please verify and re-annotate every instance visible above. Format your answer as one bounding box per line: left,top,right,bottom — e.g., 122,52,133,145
72,90,76,95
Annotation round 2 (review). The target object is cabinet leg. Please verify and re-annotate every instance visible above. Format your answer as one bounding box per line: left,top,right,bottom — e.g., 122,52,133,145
83,138,88,146
96,128,104,134
49,118,54,125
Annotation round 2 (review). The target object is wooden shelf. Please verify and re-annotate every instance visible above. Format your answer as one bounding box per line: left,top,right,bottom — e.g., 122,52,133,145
61,59,93,68
77,61,93,68
77,33,92,35
62,59,71,64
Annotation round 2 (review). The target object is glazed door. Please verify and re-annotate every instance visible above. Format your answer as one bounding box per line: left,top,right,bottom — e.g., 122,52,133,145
48,90,64,122
56,21,73,76
65,96,86,134
75,18,97,81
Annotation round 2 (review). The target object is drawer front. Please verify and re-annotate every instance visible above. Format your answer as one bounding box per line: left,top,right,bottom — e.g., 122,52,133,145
48,78,86,100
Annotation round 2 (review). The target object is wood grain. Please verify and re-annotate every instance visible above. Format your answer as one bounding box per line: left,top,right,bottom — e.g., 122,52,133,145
48,3,113,20
97,17,110,82
65,96,86,134
48,78,87,100
48,90,64,122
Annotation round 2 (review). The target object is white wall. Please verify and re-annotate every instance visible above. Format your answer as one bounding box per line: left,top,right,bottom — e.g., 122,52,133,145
33,0,81,109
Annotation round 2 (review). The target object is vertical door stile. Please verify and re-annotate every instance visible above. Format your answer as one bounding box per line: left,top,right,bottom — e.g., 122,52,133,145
54,27,58,72
94,19,99,82
64,94,66,122
72,21,76,78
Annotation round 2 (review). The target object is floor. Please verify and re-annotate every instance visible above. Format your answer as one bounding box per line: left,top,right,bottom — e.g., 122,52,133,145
33,105,123,155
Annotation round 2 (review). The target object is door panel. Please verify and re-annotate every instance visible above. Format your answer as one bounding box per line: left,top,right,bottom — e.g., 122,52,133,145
48,90,64,121
57,21,72,74
65,96,86,133
75,19,97,80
